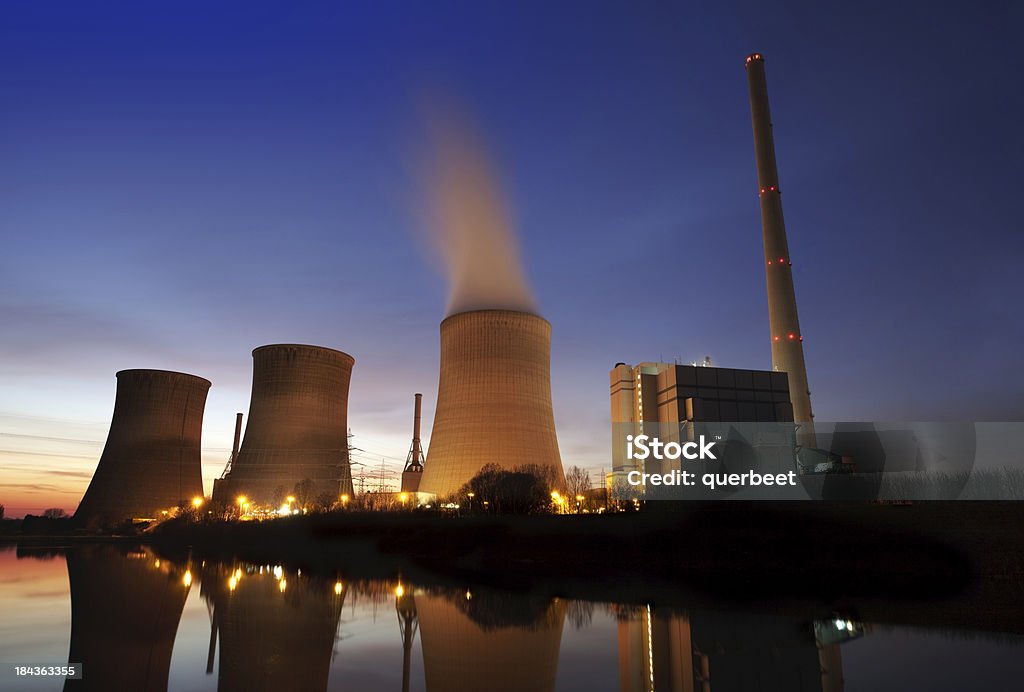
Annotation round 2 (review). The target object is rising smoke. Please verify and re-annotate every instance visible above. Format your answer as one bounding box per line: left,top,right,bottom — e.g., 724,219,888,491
420,102,538,316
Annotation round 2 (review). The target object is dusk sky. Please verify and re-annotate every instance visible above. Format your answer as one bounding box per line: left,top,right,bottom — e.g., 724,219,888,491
2,1,1022,515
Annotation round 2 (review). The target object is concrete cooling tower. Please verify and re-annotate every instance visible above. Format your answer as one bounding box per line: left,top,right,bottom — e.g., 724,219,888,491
75,369,210,525
214,344,354,505
419,309,565,498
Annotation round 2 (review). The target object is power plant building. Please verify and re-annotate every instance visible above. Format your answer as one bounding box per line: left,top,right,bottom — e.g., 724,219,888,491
214,344,355,506
609,362,794,486
420,310,565,499
75,369,210,525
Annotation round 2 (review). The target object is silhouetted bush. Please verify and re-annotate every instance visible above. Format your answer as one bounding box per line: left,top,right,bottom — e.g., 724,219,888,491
458,464,552,514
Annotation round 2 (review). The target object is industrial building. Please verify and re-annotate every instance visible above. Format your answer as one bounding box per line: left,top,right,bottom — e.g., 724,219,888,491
609,361,795,487
213,344,355,506
75,369,210,526
420,309,565,499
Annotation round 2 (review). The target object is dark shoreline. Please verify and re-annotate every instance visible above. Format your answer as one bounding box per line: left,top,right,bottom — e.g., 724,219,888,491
9,502,1024,635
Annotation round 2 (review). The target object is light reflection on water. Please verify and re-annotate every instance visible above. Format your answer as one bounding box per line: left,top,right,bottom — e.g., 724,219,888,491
0,545,1022,691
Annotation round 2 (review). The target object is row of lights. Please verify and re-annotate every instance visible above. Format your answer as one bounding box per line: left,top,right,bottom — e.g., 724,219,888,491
758,185,779,195
773,334,804,342
166,558,349,597
766,257,791,266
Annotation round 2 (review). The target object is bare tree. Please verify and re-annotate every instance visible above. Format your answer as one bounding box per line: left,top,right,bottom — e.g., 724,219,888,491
293,478,317,510
42,507,68,519
565,466,591,511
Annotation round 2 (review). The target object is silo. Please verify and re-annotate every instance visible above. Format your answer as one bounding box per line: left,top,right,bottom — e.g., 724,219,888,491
75,369,210,525
420,309,565,498
214,344,354,505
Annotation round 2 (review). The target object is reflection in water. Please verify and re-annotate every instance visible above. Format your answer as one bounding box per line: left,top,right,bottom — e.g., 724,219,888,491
416,589,567,692
200,563,345,692
396,585,418,692
616,606,849,692
63,546,190,692
5,546,1021,691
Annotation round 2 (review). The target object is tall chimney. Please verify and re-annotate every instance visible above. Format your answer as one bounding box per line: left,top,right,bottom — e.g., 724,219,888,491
401,393,425,493
231,412,243,464
413,393,423,448
745,52,815,444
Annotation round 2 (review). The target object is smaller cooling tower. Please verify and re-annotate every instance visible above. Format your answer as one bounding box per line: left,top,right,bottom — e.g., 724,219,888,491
214,344,354,505
420,309,565,498
75,369,210,525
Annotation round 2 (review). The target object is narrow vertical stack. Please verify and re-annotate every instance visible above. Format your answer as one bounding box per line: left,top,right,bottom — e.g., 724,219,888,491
745,53,815,443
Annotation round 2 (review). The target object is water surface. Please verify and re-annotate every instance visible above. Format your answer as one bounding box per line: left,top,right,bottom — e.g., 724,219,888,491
0,545,1021,691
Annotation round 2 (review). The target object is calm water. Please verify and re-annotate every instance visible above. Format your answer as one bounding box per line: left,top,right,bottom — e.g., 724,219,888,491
1,545,1022,691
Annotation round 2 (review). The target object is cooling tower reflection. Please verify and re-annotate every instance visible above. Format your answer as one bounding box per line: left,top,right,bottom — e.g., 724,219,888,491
200,562,345,692
415,588,567,692
63,546,190,692
22,544,905,692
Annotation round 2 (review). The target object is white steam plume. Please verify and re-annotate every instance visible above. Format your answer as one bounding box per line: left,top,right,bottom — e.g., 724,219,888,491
421,102,537,316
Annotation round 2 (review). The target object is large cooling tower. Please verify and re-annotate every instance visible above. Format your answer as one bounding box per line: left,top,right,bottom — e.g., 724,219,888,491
420,309,564,498
76,369,210,525
214,344,354,505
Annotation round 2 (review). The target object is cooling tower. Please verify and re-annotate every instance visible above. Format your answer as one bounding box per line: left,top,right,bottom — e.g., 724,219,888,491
214,344,354,505
75,369,210,525
420,309,565,498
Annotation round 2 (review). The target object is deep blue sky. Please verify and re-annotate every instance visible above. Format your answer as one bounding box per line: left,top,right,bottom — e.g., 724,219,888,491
1,1,1022,513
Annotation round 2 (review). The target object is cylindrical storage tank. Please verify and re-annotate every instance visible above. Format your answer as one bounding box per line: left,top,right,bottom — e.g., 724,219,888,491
75,369,210,526
420,309,565,498
215,344,355,505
